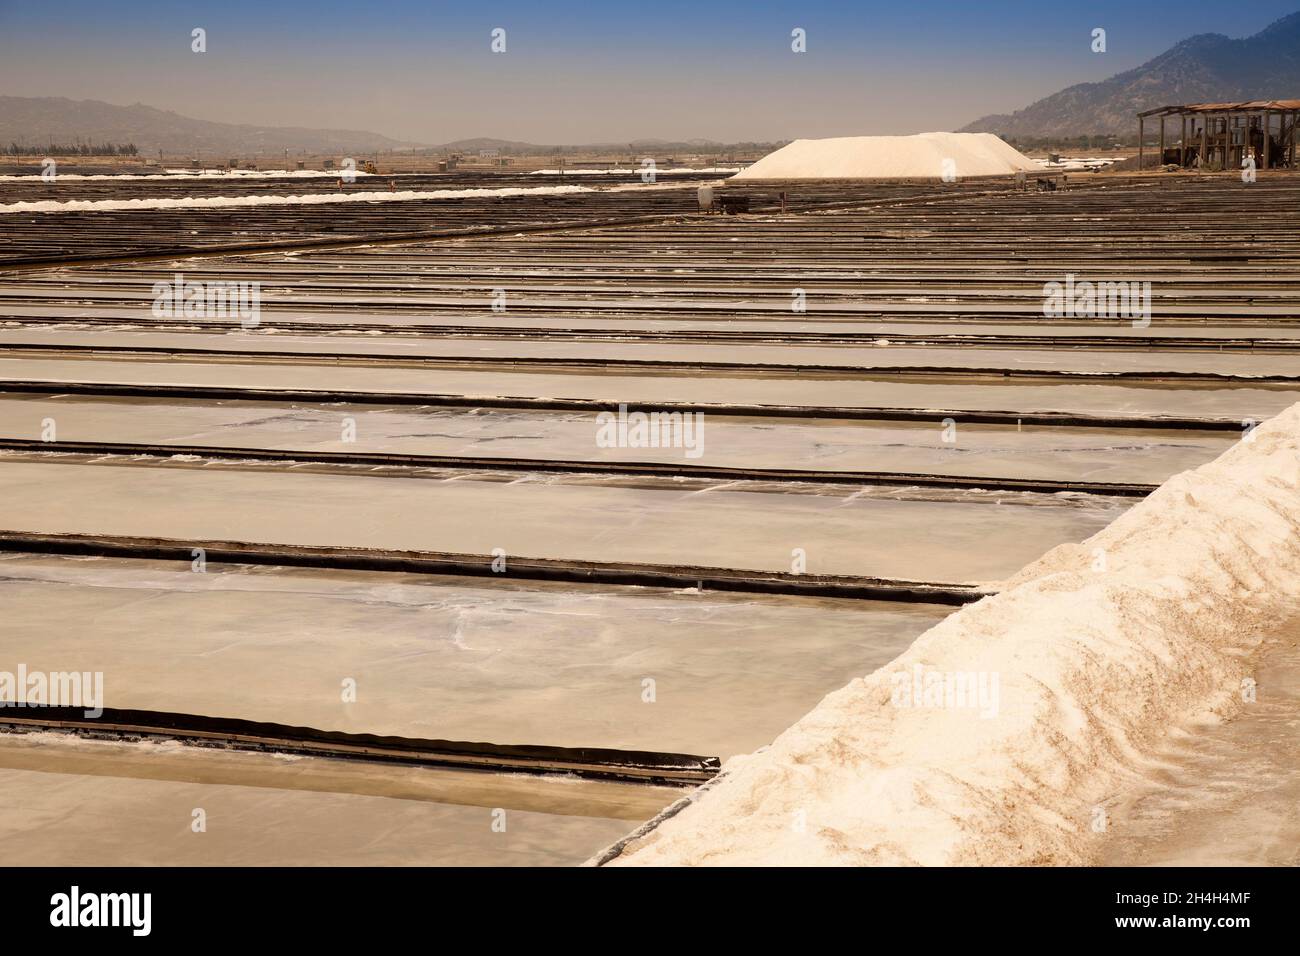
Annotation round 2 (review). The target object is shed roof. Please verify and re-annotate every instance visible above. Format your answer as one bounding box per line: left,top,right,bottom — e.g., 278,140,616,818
1138,100,1300,118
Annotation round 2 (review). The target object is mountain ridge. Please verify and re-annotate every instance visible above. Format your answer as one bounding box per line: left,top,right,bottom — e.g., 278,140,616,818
0,98,779,157
0,96,424,155
961,12,1300,138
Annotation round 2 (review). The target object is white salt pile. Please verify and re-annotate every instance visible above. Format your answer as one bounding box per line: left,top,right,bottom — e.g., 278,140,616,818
601,402,1300,866
732,132,1038,180
1036,156,1119,172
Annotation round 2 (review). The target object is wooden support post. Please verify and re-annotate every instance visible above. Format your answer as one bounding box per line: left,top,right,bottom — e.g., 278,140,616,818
1138,116,1144,170
1181,114,1188,165
1200,115,1208,168
1158,115,1165,165
1263,111,1272,169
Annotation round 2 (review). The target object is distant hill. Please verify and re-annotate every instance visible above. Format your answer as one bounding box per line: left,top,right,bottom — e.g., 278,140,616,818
0,97,424,156
0,100,781,158
961,11,1300,138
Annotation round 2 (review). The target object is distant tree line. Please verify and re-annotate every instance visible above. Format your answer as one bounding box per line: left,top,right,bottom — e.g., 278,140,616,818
998,134,1131,150
5,142,139,156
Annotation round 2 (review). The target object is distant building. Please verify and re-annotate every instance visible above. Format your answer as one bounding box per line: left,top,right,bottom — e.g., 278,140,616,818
1138,100,1299,169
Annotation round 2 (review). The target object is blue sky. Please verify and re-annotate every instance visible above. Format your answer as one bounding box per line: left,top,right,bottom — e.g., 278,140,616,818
1,0,1295,142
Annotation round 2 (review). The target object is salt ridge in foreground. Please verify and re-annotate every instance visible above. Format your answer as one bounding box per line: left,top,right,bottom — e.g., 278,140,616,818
603,402,1300,865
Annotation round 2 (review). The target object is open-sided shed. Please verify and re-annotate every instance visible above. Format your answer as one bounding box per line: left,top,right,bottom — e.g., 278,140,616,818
1137,100,1300,170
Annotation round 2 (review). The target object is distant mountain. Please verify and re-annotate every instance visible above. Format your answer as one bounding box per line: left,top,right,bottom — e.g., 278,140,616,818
0,97,424,156
961,11,1300,137
0,95,777,157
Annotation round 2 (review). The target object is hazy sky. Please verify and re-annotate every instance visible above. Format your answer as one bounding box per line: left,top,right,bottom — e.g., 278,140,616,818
1,0,1295,143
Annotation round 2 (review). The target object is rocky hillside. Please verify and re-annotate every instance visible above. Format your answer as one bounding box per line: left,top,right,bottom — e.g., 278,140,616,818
962,12,1300,137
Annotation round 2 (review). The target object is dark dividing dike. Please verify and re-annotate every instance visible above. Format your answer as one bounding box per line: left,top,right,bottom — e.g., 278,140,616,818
0,531,988,605
4,313,1300,351
0,379,1253,430
0,212,697,272
0,180,989,268
0,438,1159,496
0,706,719,786
0,341,1296,385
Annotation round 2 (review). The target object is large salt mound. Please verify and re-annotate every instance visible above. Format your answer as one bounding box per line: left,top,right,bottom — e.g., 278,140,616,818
732,132,1038,180
599,402,1300,866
